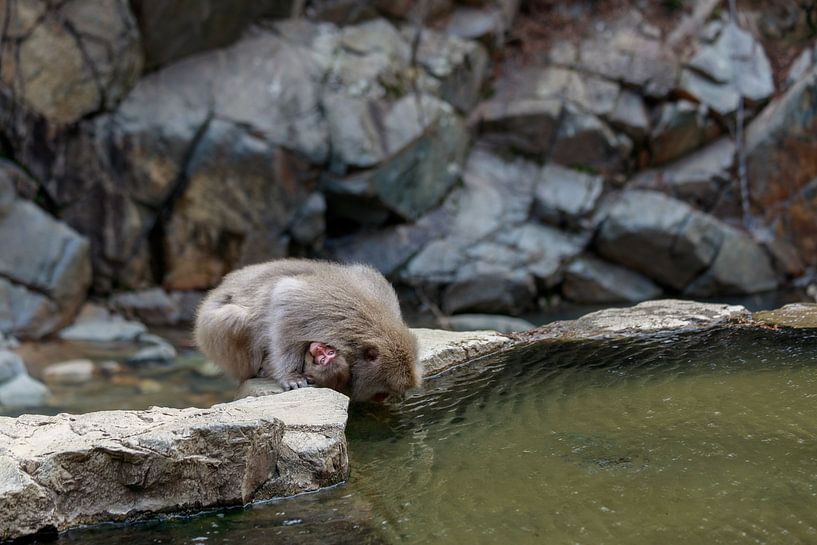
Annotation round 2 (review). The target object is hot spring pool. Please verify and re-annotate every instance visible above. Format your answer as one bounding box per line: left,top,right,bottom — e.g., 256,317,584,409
54,326,817,545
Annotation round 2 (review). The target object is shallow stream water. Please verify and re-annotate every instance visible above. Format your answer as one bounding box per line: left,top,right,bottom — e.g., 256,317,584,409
16,326,817,545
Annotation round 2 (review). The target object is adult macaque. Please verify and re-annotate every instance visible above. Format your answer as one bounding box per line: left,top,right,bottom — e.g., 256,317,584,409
194,260,421,402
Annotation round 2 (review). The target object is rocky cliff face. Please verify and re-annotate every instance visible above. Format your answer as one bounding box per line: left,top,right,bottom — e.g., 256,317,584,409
1,0,815,337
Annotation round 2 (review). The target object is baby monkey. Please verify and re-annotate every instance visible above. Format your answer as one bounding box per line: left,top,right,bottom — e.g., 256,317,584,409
303,342,350,392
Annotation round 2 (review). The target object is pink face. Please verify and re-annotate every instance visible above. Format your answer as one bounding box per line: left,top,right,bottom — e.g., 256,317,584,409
309,342,337,366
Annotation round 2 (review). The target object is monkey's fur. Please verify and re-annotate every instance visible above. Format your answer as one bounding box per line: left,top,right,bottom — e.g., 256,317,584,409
194,259,421,402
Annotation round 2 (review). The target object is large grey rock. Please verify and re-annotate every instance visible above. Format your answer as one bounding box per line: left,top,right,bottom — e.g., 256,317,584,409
132,0,298,69
568,299,751,338
324,95,469,222
474,97,562,155
632,137,735,210
650,100,720,165
404,149,587,313
550,105,630,173
684,225,779,296
754,303,817,329
162,119,310,290
412,328,512,376
59,312,147,343
562,255,663,304
0,187,91,339
0,351,25,384
0,388,349,540
406,26,489,112
745,65,817,265
0,361,49,409
109,288,180,326
440,314,535,334
534,164,604,228
0,0,142,124
681,21,774,115
42,360,95,385
596,190,724,290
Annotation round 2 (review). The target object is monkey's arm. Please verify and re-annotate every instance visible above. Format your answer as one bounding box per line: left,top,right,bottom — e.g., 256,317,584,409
262,277,313,390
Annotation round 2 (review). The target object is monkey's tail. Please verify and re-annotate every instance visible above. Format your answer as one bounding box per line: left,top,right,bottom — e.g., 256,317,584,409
193,298,258,381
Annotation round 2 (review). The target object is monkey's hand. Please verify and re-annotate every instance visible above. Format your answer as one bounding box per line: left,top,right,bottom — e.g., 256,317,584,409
278,373,309,390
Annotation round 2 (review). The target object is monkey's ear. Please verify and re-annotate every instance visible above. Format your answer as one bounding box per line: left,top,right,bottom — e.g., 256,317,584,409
364,346,379,362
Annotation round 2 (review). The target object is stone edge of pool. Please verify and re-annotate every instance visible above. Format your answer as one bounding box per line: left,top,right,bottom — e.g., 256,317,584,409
3,298,816,540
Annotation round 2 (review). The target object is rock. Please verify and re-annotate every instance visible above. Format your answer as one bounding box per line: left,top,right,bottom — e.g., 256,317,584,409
289,193,327,246
754,303,817,329
109,288,180,326
0,373,49,409
632,137,735,210
650,100,720,165
162,119,311,290
534,164,604,229
441,314,535,334
406,26,489,112
0,0,142,124
562,255,663,303
403,149,588,313
168,291,204,323
575,20,679,97
684,226,779,296
595,190,724,290
42,360,95,385
0,189,91,339
0,388,349,540
132,0,297,70
681,21,774,114
609,89,650,139
446,7,505,43
474,97,562,155
59,317,147,343
412,328,512,376
550,105,630,173
0,351,25,384
126,335,177,364
745,65,817,265
324,95,468,222
785,45,816,89
236,379,285,399
327,206,453,277
575,299,750,336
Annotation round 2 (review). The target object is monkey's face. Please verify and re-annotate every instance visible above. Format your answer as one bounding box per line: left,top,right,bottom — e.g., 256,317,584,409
347,344,421,403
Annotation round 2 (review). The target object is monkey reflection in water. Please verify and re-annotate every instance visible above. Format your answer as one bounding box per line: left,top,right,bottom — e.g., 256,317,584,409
194,259,421,402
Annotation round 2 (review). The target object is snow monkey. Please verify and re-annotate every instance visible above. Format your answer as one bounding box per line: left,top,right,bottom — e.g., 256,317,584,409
194,259,421,402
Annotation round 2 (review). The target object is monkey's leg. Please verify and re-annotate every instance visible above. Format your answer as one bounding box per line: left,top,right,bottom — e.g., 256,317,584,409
195,301,260,380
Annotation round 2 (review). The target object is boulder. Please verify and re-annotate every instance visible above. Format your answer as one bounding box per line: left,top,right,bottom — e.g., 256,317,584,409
680,21,774,115
440,314,535,334
324,95,469,223
0,388,349,540
596,190,723,290
562,255,663,303
0,0,142,125
745,64,817,264
534,164,604,229
550,106,630,173
109,288,180,326
474,97,562,155
58,308,147,343
131,0,298,70
0,352,49,409
649,100,720,165
412,328,512,376
754,303,817,329
42,360,95,385
0,179,91,339
608,89,650,139
632,137,735,210
684,225,779,296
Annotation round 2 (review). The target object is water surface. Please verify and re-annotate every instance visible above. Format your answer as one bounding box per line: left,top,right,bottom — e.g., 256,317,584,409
26,327,817,544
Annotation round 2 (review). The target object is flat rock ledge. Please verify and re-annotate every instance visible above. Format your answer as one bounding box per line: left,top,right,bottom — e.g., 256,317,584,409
516,299,753,342
0,388,349,541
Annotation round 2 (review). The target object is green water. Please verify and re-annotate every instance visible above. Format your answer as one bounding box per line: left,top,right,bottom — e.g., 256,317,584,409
37,328,817,544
